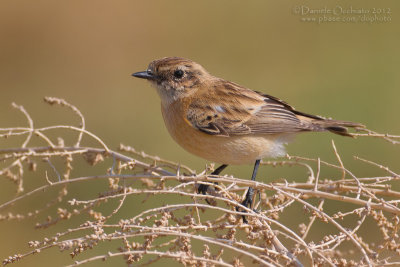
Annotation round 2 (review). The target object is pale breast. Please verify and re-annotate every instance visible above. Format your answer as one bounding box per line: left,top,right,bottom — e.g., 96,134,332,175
161,101,290,165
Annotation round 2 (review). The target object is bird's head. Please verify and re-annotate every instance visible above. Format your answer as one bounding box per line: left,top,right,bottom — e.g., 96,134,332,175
132,57,210,104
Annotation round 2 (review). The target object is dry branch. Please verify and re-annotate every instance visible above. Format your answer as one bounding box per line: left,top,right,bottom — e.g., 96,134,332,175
1,97,400,267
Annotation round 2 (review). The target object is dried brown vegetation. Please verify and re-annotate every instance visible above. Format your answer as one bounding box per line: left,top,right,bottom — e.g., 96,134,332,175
1,97,400,266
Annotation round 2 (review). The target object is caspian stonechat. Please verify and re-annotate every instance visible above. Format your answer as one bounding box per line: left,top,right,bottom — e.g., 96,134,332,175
132,57,363,210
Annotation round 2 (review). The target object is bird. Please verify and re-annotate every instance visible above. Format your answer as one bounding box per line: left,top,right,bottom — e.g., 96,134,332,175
132,57,363,213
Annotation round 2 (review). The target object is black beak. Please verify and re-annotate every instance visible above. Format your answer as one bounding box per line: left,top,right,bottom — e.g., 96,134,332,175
132,71,155,80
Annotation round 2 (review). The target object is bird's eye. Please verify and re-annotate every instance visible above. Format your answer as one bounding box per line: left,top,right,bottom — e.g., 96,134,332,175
173,69,184,79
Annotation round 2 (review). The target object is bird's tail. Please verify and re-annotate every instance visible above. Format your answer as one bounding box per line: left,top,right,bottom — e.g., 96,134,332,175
294,111,365,137
316,119,365,137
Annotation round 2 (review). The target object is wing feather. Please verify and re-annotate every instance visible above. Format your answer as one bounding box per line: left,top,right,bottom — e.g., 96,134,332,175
186,80,313,136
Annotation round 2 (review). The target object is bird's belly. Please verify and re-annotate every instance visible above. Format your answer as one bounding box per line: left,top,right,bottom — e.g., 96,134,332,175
175,132,288,165
161,104,289,165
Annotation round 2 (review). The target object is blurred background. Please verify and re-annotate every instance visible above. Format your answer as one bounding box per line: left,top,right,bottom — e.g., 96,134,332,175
0,0,399,266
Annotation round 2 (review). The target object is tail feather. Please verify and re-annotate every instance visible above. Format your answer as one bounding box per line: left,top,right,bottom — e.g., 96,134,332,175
257,93,365,137
313,119,365,137
294,110,364,137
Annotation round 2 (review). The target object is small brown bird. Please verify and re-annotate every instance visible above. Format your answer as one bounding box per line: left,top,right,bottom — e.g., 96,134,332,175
132,57,363,210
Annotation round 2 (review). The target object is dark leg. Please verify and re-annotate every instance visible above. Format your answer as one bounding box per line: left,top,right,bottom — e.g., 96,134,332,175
241,159,260,208
198,164,228,195
237,159,261,223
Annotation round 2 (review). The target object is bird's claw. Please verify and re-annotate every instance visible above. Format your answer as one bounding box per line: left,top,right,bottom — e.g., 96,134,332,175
236,187,258,223
197,183,209,195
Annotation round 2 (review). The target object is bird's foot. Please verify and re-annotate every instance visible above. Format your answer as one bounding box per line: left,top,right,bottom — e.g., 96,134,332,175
197,164,228,204
236,187,258,223
197,183,211,195
197,182,219,205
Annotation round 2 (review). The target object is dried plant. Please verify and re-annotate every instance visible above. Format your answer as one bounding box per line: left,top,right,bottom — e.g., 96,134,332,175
1,97,400,267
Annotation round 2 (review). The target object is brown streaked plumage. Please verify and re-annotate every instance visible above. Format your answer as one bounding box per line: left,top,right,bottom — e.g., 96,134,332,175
132,57,364,212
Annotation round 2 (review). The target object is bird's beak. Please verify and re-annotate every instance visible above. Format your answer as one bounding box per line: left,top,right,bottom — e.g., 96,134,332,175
132,71,155,80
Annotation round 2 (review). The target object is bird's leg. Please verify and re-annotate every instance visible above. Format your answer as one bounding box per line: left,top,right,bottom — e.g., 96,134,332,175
237,159,260,223
198,164,228,195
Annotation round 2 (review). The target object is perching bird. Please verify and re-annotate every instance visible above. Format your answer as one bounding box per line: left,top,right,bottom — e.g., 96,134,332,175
132,57,363,212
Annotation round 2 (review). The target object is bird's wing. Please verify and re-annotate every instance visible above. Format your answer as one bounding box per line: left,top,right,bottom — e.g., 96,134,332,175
186,80,315,137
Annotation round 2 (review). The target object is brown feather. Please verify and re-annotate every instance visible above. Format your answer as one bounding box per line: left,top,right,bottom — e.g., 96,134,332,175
134,56,365,164
186,79,364,137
